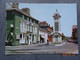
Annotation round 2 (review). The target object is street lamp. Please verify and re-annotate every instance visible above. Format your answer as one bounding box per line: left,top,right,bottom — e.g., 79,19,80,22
10,24,14,28
11,32,13,36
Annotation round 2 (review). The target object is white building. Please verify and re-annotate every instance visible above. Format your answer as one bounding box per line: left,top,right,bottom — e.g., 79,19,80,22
39,28,48,43
53,9,62,44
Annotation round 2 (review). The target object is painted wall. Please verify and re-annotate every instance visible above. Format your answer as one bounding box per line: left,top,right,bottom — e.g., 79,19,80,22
39,30,48,43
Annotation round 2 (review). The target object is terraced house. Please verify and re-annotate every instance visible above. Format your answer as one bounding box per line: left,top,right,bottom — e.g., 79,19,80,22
6,7,39,46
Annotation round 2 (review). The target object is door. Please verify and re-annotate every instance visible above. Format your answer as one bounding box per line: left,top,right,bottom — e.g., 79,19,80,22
20,34,25,44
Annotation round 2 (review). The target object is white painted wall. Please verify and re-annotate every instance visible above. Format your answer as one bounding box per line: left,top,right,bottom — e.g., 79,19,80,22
39,30,48,43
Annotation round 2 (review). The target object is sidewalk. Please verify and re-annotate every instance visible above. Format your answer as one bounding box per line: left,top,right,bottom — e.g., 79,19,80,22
54,42,65,46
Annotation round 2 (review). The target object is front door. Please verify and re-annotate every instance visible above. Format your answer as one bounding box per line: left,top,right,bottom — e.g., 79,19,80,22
20,34,25,44
27,34,32,45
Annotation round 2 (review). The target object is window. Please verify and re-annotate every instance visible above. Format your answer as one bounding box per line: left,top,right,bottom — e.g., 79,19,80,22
20,22,27,33
27,25,29,31
20,22,23,32
33,26,35,33
30,19,32,23
27,17,29,21
35,21,38,24
55,22,59,31
24,22,27,32
35,26,37,33
22,15,24,20
32,19,34,22
30,26,32,32
34,21,35,24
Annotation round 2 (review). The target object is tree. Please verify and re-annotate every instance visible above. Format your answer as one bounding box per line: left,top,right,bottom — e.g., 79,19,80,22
62,33,65,40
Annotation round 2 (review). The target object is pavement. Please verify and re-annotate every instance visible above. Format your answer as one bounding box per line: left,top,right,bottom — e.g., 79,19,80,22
5,41,79,55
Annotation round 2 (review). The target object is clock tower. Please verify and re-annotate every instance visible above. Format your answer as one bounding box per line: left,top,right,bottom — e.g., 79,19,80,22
53,9,62,44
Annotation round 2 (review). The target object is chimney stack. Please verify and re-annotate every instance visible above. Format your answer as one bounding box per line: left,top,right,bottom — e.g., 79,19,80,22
12,3,19,9
21,8,30,15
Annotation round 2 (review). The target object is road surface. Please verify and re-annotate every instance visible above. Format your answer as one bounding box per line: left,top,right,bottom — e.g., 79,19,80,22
5,41,78,55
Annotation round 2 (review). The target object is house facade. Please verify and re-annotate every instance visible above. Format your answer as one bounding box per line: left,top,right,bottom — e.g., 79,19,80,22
39,21,53,43
6,8,39,46
72,25,77,40
39,28,48,43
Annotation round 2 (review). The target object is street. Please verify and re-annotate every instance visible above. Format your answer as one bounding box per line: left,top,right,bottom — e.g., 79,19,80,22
5,41,78,55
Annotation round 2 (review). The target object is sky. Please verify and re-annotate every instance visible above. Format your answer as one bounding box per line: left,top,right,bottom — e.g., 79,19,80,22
19,3,77,37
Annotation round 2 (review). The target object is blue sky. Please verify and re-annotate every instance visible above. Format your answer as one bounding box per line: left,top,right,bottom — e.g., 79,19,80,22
19,3,77,37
